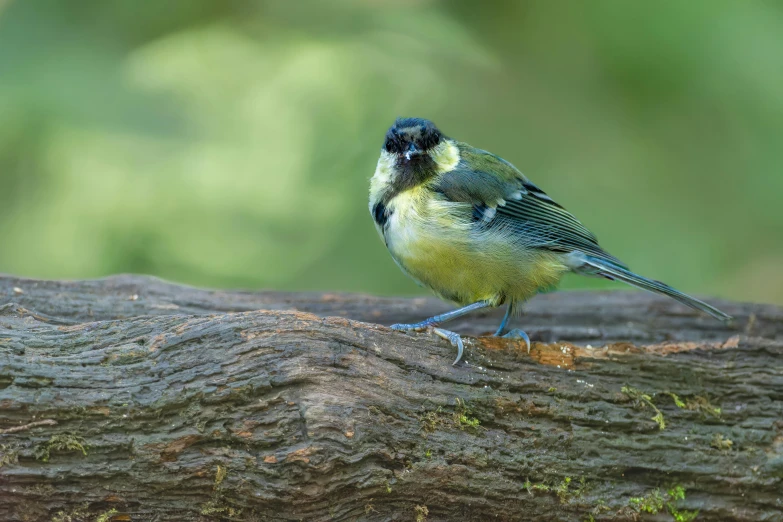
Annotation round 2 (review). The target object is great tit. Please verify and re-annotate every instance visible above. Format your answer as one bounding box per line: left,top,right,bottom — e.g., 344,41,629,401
369,117,731,365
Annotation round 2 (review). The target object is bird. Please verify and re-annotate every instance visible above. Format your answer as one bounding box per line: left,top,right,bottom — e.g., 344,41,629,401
368,117,732,365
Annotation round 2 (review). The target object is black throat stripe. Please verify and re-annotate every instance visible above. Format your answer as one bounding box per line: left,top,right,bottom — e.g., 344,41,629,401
380,154,437,206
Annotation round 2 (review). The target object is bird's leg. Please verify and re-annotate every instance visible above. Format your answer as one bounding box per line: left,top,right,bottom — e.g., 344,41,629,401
390,301,491,332
493,303,513,336
390,300,491,365
492,302,531,354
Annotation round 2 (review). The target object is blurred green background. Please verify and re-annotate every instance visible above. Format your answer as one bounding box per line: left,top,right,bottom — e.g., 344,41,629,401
0,0,781,304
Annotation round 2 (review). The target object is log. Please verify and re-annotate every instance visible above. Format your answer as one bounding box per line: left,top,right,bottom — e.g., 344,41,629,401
0,274,781,522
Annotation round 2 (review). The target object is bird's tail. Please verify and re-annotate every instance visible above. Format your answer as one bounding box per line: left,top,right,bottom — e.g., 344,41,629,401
577,255,732,323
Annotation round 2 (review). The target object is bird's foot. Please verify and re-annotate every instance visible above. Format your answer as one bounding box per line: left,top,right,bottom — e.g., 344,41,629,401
501,328,531,354
432,328,465,366
390,320,435,333
390,322,466,365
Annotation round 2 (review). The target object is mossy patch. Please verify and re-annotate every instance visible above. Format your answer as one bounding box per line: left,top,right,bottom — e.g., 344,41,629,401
34,433,87,462
562,477,588,504
201,464,241,518
527,481,549,492
711,433,733,450
0,444,19,468
622,386,665,430
418,398,482,434
414,504,429,522
95,508,119,522
419,408,444,433
200,499,242,518
663,391,686,408
24,484,56,497
686,396,721,418
627,485,699,521
52,504,90,522
669,507,699,522
555,477,572,503
524,476,586,504
453,398,481,432
214,464,227,488
584,499,610,520
629,488,664,513
666,486,699,521
668,486,686,501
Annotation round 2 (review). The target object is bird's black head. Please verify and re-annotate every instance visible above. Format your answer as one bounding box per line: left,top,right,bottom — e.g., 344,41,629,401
383,117,444,160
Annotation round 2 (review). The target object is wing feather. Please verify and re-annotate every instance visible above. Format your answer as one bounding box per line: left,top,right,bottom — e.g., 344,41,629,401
432,143,627,268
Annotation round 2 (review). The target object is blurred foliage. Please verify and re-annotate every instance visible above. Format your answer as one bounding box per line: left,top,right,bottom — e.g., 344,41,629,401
0,0,781,304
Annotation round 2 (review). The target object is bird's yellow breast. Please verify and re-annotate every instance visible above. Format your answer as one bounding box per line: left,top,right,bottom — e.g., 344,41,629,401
383,186,568,306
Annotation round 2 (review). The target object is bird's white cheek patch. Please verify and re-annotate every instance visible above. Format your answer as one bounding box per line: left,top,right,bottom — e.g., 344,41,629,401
369,151,397,203
372,151,395,184
431,140,460,173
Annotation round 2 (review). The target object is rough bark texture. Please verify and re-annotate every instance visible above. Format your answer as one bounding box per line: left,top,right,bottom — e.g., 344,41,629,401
0,274,781,522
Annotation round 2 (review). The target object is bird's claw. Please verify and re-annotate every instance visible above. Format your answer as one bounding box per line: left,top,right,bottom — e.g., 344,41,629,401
502,328,531,354
432,328,465,365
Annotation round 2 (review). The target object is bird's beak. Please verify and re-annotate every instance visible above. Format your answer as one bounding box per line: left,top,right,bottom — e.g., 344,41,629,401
404,142,419,161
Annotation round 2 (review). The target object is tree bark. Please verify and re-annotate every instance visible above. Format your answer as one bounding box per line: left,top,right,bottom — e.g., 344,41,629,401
0,274,781,522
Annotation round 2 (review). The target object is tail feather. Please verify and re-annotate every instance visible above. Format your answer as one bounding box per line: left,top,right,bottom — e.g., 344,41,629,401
578,256,732,323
